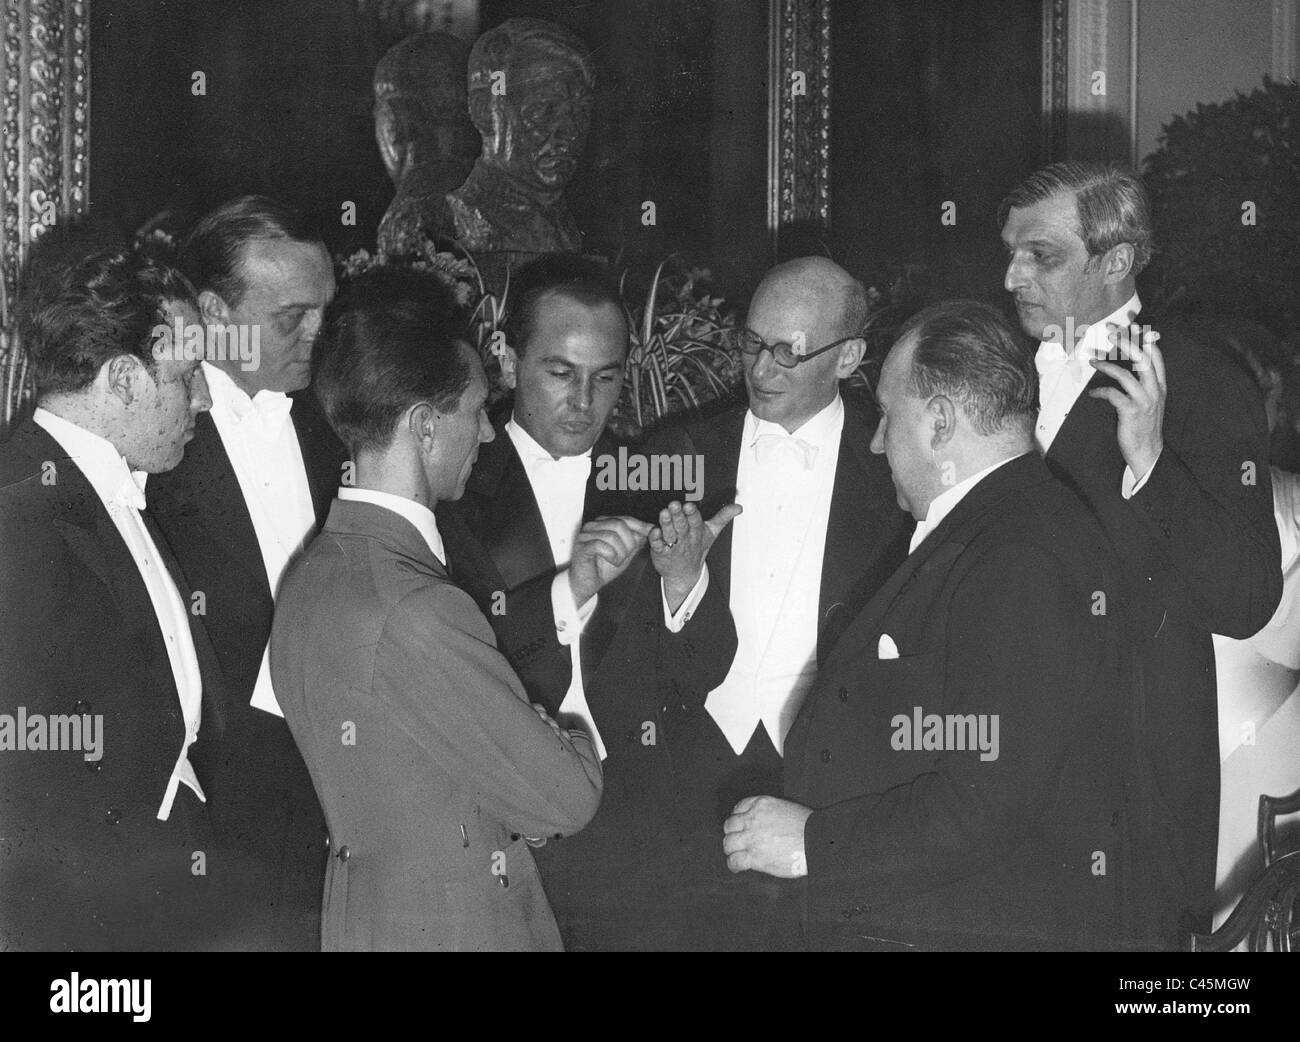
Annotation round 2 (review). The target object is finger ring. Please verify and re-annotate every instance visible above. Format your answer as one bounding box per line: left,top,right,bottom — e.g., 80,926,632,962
663,538,678,549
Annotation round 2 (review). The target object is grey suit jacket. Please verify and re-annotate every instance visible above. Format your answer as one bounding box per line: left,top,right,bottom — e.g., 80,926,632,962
270,497,603,951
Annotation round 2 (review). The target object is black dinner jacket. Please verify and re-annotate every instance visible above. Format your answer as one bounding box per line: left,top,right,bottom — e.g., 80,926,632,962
785,452,1134,951
0,419,271,950
621,390,912,951
1041,310,1282,946
437,413,740,951
145,385,345,951
663,391,914,670
437,418,634,707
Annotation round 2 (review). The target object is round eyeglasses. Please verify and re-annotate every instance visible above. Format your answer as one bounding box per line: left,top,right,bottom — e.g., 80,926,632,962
726,328,860,368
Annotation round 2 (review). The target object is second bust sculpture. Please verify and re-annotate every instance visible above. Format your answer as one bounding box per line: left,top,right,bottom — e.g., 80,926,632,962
444,17,594,255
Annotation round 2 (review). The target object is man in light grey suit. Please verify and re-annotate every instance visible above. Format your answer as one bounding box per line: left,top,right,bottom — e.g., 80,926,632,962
271,267,636,950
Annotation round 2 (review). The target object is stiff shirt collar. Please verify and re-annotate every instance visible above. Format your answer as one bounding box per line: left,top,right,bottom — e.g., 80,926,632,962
909,452,1025,554
32,406,148,510
505,414,594,465
338,485,446,566
203,361,293,429
744,392,845,453
1038,292,1142,363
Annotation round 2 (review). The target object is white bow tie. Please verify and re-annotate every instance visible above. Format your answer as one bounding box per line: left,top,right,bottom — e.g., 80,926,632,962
752,430,817,470
237,392,294,440
113,470,148,512
527,452,591,475
1036,339,1102,388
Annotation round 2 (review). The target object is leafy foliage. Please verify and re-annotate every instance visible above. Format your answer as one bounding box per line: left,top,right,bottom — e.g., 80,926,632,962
339,245,743,436
613,259,741,439
1142,77,1300,335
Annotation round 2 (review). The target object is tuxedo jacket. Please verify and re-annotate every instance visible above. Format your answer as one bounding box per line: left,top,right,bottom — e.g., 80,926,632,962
271,498,603,951
1040,312,1282,944
0,420,270,950
146,387,345,950
635,391,914,949
786,452,1134,951
437,416,738,950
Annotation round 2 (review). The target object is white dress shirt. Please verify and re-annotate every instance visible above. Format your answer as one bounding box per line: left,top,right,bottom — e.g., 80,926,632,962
1034,292,1157,497
705,394,845,755
203,362,317,717
909,454,1024,554
33,408,205,821
338,485,446,564
505,418,605,758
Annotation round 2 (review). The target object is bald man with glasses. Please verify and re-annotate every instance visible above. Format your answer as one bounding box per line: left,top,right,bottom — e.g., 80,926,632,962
642,257,912,949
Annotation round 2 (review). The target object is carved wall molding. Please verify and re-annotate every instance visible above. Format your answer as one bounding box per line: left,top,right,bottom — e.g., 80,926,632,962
1,0,89,425
1041,0,1069,161
767,0,830,256
1273,0,1298,81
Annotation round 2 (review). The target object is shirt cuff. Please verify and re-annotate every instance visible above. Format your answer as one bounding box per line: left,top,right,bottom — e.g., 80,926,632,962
662,563,709,632
553,568,597,646
1121,450,1162,499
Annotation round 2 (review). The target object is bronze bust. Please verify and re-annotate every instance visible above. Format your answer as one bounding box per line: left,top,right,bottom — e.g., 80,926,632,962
444,18,594,255
373,31,479,257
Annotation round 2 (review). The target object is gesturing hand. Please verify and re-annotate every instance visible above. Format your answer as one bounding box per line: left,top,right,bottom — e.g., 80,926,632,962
650,501,742,612
569,515,652,606
1089,318,1166,479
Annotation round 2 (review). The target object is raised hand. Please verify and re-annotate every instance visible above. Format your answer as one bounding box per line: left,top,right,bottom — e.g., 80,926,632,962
1090,319,1166,479
650,501,743,612
569,515,652,606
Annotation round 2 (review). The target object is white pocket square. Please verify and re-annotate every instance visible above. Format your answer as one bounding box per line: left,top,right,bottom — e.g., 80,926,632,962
877,633,900,660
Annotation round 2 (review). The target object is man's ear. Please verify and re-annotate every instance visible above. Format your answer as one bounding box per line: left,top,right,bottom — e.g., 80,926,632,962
498,342,519,390
105,354,148,407
1102,242,1135,284
198,289,231,327
927,394,957,451
834,337,866,379
408,400,439,452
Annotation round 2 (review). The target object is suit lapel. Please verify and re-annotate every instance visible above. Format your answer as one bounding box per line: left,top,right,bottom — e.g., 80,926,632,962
817,397,910,663
698,406,746,604
1044,369,1125,496
290,387,344,525
820,452,1047,674
466,423,555,589
27,428,187,751
583,432,625,520
154,412,272,604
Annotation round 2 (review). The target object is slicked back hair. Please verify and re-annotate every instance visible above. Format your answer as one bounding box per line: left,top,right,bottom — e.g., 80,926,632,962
504,253,627,358
315,266,473,455
997,161,1154,274
178,195,324,308
19,240,197,397
898,299,1037,437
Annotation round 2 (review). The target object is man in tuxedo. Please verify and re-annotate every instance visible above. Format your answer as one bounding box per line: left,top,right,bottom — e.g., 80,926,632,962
651,257,913,949
999,162,1281,945
272,267,604,950
147,196,342,950
0,242,237,949
728,301,1135,950
438,254,739,950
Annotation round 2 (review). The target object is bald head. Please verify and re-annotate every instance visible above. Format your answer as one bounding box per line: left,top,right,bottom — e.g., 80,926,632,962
743,257,869,432
752,257,870,343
